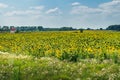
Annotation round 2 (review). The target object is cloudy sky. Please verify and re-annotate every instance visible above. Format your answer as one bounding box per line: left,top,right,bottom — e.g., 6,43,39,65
0,0,120,29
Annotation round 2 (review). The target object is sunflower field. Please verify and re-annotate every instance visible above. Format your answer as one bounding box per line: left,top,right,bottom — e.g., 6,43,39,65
0,30,120,80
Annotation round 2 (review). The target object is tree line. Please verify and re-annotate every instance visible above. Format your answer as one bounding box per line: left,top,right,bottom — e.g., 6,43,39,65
0,25,120,32
0,26,78,32
106,25,120,31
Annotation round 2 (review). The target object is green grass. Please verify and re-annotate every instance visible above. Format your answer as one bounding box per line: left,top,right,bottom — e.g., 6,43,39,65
0,53,120,80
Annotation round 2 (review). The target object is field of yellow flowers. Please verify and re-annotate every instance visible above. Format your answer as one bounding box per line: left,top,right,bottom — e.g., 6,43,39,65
0,30,120,80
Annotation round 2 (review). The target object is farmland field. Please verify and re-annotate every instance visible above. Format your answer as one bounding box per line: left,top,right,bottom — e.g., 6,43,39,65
0,30,120,80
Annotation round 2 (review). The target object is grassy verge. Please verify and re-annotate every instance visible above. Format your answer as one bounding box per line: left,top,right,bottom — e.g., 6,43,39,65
0,53,120,80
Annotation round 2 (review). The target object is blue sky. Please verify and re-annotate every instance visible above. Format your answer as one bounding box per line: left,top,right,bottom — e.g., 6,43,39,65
0,0,120,29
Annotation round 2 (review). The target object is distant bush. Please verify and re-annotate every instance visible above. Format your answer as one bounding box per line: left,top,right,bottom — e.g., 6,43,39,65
79,29,84,33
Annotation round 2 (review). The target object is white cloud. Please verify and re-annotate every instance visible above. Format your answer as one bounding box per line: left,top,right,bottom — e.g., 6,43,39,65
71,5,101,15
0,3,8,8
30,6,44,10
4,10,41,16
99,0,120,14
71,0,120,15
71,2,80,6
99,0,120,8
70,0,120,28
46,7,62,14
